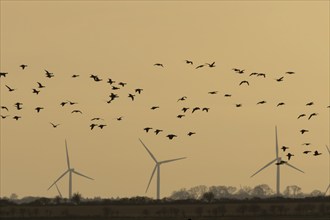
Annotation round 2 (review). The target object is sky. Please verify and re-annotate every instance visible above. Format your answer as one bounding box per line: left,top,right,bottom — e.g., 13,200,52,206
0,1,329,199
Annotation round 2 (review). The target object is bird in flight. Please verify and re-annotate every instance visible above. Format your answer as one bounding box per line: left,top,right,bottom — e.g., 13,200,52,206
297,114,306,119
313,151,322,156
302,143,311,146
182,107,189,113
303,151,311,154
250,72,258,76
281,146,289,152
233,68,244,74
5,85,15,92
50,122,60,128
68,101,77,105
277,102,285,107
202,107,209,112
32,89,40,95
177,114,185,118
286,71,295,74
112,86,120,90
257,101,266,105
257,73,266,78
14,102,23,110
187,132,196,136
1,106,9,111
90,124,98,130
154,63,164,67
144,127,152,133
13,116,21,120
72,110,82,114
151,106,159,110
208,91,218,95
107,78,115,85
300,129,309,134
60,101,68,107
154,129,163,135
195,64,204,69
224,94,232,97
308,113,318,120
286,153,294,160
306,102,314,106
37,82,45,88
128,94,135,101
275,77,284,82
72,74,80,78
205,62,215,68
0,72,8,77
1,115,9,119
236,104,242,107
275,160,287,165
91,117,103,121
192,107,200,113
45,70,54,78
185,60,193,65
135,88,143,94
20,64,28,69
178,96,187,102
118,82,127,87
116,116,123,121
35,107,44,113
166,134,177,140
239,81,249,86
98,124,107,129
109,93,119,102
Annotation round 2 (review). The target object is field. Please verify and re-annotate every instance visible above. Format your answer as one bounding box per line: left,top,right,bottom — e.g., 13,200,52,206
1,198,329,219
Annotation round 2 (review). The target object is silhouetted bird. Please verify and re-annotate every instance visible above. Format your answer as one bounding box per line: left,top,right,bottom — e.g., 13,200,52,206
14,102,23,110
116,116,123,121
112,86,120,90
178,96,187,102
236,104,242,107
192,107,200,113
37,82,45,88
281,146,289,152
276,77,284,82
1,115,9,119
202,107,209,112
98,124,106,129
144,127,152,133
0,72,8,77
302,143,311,146
277,102,285,107
233,68,244,74
208,91,218,94
1,106,8,111
35,107,44,113
205,62,215,67
275,160,287,165
154,63,164,67
306,102,314,106
107,78,115,84
257,101,266,105
308,113,318,120
232,68,240,72
32,89,40,95
257,73,266,78
128,93,135,101
45,70,54,78
166,134,177,140
177,114,185,118
90,124,98,130
187,132,196,136
135,88,143,94
93,76,102,82
60,102,68,107
151,106,159,110
154,129,163,135
297,114,306,119
250,72,258,76
239,81,249,86
91,117,103,121
109,93,119,101
182,107,189,113
313,151,322,156
185,60,193,65
5,85,15,92
286,71,295,74
286,153,294,160
327,105,330,108
195,64,204,69
303,151,311,154
68,101,77,105
119,82,127,87
50,122,60,128
20,64,28,69
224,94,232,97
72,110,82,114
300,129,309,134
13,116,21,120
72,74,80,78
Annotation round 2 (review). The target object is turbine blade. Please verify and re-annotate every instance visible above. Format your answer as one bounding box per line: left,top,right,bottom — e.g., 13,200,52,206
326,145,330,154
65,140,70,169
160,157,187,164
146,165,157,193
72,170,94,180
139,138,158,163
47,170,69,190
250,158,277,178
325,184,330,196
55,183,63,198
284,162,304,173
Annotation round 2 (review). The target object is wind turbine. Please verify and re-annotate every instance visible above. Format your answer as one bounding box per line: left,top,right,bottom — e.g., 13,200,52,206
139,138,186,200
324,145,330,196
48,140,94,199
250,126,304,196
55,183,63,198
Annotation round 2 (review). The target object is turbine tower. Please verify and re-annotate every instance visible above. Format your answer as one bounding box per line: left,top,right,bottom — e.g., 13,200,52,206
48,140,94,199
325,145,330,196
250,126,304,196
139,138,186,200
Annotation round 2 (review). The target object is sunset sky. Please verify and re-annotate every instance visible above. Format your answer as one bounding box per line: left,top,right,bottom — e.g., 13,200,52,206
0,1,329,199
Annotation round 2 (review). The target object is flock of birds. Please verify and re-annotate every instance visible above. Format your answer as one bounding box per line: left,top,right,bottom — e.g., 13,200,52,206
1,61,329,160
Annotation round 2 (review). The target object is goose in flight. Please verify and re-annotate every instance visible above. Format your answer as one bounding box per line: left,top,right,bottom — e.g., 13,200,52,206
20,64,28,69
135,88,143,94
177,96,187,102
166,134,177,140
202,107,209,112
306,102,314,106
45,70,54,78
32,89,40,95
187,132,196,136
208,91,218,95
250,72,258,76
154,129,163,135
72,74,80,78
257,73,266,78
37,82,45,88
1,115,9,119
297,114,306,119
286,153,294,160
300,129,309,134
13,116,21,120
313,151,322,156
177,114,185,118
60,102,68,107
257,101,266,105
195,64,204,69
154,63,164,67
1,106,9,111
236,104,242,107
151,106,159,110
281,146,289,152
14,102,23,110
275,77,284,82
192,107,200,113
128,93,135,101
303,151,311,154
224,94,232,97
107,78,115,85
116,116,123,121
91,117,103,121
0,72,8,77
112,86,120,90
90,124,98,130
302,143,311,146
275,160,287,165
118,82,127,87
50,122,60,128
5,85,15,92
205,62,215,67
308,113,318,120
144,127,152,133
185,60,193,65
286,71,295,74
277,102,285,107
71,110,83,114
182,107,189,113
35,107,44,113
239,81,249,86
98,124,107,129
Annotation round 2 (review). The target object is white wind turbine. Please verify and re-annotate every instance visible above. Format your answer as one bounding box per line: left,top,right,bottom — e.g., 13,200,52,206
48,140,94,199
139,138,186,200
324,145,330,196
250,126,304,196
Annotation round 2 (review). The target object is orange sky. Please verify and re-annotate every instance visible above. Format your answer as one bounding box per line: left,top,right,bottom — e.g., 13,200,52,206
0,1,329,199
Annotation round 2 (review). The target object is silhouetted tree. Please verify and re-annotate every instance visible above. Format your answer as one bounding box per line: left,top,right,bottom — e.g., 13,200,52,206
170,188,192,200
209,185,237,199
9,193,18,201
202,191,215,203
188,185,208,199
283,185,302,198
310,189,323,197
251,184,273,198
71,192,82,204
